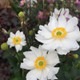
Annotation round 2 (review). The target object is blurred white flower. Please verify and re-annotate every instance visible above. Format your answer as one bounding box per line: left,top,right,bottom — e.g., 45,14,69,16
36,16,80,55
20,46,59,80
7,31,26,52
26,0,37,5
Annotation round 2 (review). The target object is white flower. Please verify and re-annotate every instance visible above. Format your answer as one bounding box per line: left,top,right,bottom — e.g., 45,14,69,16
50,8,72,21
20,46,59,80
7,31,26,52
35,15,80,55
26,0,37,5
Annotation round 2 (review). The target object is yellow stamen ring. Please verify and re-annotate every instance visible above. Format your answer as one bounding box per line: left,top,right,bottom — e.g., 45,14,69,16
13,37,21,45
52,27,67,38
35,57,47,69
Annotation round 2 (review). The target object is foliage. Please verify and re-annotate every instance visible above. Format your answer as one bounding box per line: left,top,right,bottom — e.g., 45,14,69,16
0,0,80,80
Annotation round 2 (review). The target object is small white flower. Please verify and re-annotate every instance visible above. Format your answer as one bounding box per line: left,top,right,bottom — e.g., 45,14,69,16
20,46,59,80
50,8,72,21
26,0,37,5
7,31,26,52
36,16,80,55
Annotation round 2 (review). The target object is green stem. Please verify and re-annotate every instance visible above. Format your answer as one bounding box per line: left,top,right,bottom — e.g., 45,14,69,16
16,52,22,63
43,0,45,11
22,70,25,78
7,50,19,62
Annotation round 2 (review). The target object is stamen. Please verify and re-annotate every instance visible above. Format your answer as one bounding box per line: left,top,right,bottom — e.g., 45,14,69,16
35,57,47,69
52,27,67,38
13,37,21,45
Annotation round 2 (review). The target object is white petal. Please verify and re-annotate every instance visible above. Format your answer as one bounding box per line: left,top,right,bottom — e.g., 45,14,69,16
20,33,26,40
38,25,52,39
48,16,58,31
16,30,20,35
20,58,35,70
46,51,59,66
20,41,26,46
66,27,80,41
30,46,47,58
23,51,37,61
57,48,69,55
64,9,69,17
61,39,79,51
52,67,60,74
10,44,14,48
30,46,42,57
16,30,26,40
26,69,42,80
7,38,13,44
40,76,47,80
7,38,14,48
47,66,59,79
65,17,78,32
58,15,66,27
60,8,65,15
54,8,60,15
35,34,53,44
10,32,15,38
15,45,22,52
40,67,50,80
42,40,61,50
42,43,54,50
51,75,58,80
38,45,47,57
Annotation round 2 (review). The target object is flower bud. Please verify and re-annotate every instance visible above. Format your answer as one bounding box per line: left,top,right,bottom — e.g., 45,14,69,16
73,54,79,59
18,11,24,18
29,30,34,36
1,43,8,50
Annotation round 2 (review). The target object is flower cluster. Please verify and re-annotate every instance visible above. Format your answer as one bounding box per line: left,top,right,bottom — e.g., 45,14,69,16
6,7,80,80
1,0,80,80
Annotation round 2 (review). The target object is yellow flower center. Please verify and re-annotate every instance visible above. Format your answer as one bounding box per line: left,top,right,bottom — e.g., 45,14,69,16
13,37,21,45
52,27,67,38
35,57,47,69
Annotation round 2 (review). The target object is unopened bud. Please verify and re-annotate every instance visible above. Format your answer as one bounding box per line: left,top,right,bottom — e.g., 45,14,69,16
73,54,79,59
18,11,24,18
29,30,34,36
1,43,8,50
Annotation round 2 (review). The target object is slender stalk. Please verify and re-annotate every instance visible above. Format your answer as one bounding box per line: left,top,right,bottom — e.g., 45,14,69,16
22,70,25,78
21,16,31,47
43,0,45,11
6,50,20,62
16,52,21,63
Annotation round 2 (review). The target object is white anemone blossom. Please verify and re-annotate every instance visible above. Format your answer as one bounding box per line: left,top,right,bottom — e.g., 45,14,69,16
36,15,80,55
7,31,26,52
50,8,72,21
20,46,59,80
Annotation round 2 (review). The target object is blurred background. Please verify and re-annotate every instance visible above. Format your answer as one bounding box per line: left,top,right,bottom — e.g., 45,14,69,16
0,0,19,80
